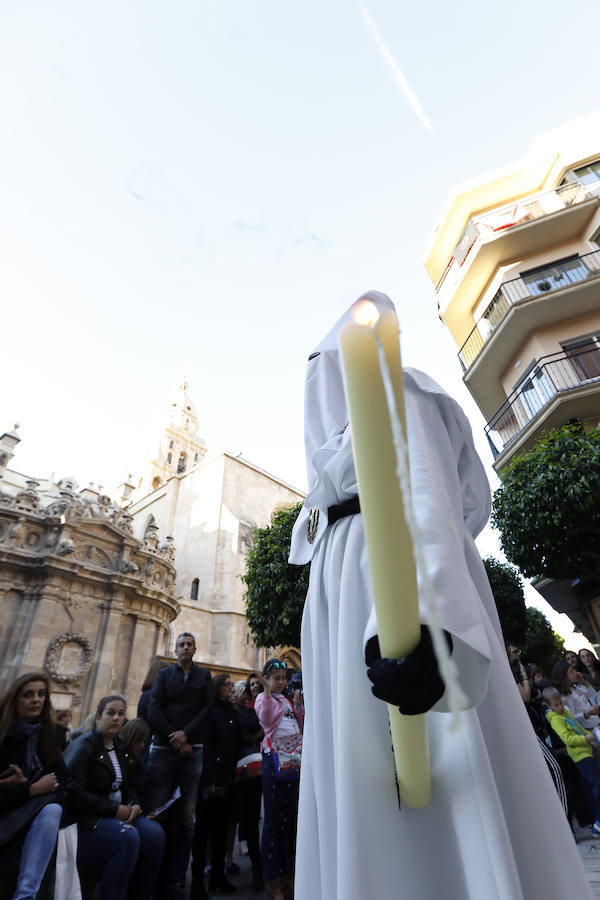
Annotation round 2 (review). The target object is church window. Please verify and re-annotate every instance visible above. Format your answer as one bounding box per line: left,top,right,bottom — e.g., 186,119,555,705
152,476,160,490
194,453,198,463
191,578,199,601
169,440,174,449
167,453,172,465
177,452,187,474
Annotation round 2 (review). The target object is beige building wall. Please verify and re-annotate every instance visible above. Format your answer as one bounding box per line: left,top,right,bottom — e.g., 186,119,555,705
500,310,600,395
127,449,304,672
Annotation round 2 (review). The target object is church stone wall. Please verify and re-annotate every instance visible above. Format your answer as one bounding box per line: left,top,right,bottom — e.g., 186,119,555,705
0,479,179,724
127,452,304,672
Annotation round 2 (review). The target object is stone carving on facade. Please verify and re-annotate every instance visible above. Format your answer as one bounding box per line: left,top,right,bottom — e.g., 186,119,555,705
44,632,93,683
8,518,26,548
143,523,160,554
56,539,75,556
13,481,41,512
0,462,180,715
44,499,70,519
71,544,114,570
110,509,134,534
160,535,175,561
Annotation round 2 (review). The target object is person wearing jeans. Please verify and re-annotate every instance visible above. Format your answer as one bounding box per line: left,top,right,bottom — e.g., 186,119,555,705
146,632,213,900
0,802,62,900
0,672,68,900
64,694,165,900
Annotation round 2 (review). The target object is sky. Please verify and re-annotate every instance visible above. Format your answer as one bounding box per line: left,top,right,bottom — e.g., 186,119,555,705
1,0,599,649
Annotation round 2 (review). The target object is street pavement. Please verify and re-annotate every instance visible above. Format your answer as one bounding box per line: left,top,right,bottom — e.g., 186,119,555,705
188,825,600,899
576,828,600,897
186,840,265,900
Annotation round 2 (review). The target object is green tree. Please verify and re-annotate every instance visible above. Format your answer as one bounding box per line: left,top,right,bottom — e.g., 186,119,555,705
242,503,309,648
483,557,527,645
491,420,600,580
522,607,564,672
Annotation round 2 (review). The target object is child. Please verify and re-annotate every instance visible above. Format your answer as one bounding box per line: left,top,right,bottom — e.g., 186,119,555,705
544,686,600,833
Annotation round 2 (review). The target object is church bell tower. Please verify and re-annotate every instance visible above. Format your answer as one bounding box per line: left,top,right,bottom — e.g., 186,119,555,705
146,379,207,492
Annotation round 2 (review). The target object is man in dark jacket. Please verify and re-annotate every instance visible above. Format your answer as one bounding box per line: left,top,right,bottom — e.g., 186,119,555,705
145,632,213,900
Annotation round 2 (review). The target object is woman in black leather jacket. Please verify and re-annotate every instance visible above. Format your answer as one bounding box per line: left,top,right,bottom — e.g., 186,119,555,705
63,694,164,900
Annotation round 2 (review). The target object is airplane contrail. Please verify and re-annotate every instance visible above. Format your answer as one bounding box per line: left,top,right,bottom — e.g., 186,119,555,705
361,5,433,134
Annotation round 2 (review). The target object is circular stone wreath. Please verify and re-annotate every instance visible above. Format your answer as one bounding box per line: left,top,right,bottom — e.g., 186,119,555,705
44,632,93,683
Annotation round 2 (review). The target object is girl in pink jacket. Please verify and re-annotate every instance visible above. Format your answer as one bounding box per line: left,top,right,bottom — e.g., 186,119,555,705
255,659,304,900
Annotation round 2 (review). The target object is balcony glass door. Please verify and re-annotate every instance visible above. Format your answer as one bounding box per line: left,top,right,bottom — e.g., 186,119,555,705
563,335,600,382
520,366,553,419
522,256,589,297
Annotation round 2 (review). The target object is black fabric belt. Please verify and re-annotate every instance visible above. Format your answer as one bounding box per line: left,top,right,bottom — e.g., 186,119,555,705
327,496,360,525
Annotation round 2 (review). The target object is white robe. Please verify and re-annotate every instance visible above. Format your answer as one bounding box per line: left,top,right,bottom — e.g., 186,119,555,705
289,292,591,900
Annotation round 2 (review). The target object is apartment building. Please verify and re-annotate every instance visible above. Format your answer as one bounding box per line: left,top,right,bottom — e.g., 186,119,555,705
423,113,600,639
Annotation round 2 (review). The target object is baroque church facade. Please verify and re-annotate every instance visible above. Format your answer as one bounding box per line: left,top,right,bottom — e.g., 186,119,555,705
0,382,304,721
0,428,179,722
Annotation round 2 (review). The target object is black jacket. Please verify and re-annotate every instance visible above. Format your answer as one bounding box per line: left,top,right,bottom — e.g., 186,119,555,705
0,724,67,814
148,663,213,746
63,729,138,829
238,704,263,757
202,700,242,789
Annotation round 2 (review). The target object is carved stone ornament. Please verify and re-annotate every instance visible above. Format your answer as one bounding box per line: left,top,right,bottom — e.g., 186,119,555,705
44,632,93,683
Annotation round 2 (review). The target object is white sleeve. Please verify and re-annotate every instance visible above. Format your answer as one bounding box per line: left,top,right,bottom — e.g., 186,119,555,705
363,383,493,711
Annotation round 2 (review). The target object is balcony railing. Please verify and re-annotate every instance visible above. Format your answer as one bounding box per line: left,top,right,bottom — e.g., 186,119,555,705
436,180,599,295
458,249,600,370
484,344,600,459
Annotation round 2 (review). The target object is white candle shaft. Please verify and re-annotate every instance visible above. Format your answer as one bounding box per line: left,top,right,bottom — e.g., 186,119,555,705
339,311,430,808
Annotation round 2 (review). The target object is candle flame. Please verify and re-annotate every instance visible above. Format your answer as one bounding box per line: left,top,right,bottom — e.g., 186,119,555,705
352,299,380,327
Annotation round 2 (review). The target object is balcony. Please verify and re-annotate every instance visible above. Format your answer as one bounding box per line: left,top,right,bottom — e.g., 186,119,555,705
459,250,600,371
485,343,600,463
436,181,600,338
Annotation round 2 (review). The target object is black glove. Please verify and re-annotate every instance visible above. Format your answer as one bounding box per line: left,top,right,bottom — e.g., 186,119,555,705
365,625,453,715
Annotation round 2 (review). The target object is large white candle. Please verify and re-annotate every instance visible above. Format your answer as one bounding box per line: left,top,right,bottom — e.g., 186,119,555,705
338,300,431,809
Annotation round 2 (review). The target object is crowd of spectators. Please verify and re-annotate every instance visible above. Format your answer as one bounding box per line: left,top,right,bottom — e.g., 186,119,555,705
506,640,600,836
0,636,303,900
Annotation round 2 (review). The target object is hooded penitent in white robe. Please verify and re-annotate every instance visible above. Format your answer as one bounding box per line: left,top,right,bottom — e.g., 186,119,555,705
289,291,592,900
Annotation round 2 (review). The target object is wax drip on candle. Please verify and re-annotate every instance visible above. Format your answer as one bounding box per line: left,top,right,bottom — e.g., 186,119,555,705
376,335,467,727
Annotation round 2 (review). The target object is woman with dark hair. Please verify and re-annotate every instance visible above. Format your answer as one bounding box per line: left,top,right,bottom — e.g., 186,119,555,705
137,659,170,721
119,718,152,796
552,661,600,728
578,649,600,692
564,649,579,669
64,694,164,900
0,672,64,900
255,659,304,900
245,673,262,708
191,674,241,899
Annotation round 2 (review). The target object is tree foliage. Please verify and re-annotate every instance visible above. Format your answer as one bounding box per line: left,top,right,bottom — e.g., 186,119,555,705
242,503,309,648
483,556,563,671
491,421,600,580
483,557,527,645
523,607,564,673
